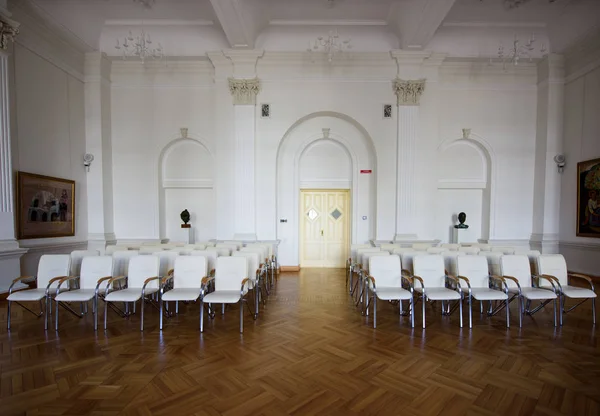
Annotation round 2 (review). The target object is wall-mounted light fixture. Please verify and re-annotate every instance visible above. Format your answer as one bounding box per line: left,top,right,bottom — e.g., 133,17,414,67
83,153,94,172
554,154,565,173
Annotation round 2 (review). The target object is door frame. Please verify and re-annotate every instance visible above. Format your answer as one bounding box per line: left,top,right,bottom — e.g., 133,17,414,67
299,188,351,268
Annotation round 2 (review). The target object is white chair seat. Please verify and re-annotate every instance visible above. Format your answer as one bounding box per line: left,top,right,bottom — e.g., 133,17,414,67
462,287,508,301
562,285,597,299
55,289,97,302
162,288,202,302
416,287,461,300
509,287,556,300
8,288,66,301
105,288,158,302
203,290,243,304
375,287,413,301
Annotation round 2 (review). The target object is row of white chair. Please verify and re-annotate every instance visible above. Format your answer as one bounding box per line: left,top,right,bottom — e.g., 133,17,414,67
349,251,596,329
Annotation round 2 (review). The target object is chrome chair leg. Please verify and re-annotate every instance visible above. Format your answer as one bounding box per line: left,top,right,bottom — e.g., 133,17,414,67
200,300,204,332
239,300,244,333
7,300,11,330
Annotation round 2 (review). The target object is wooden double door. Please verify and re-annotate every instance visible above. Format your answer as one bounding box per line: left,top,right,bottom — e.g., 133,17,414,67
300,190,350,268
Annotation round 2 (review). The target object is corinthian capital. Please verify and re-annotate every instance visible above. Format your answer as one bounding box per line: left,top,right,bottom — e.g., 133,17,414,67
228,77,261,105
392,78,426,106
0,15,19,51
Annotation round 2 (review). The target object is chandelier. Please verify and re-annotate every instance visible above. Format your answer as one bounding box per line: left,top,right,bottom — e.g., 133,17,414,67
307,29,352,63
115,29,164,63
492,33,547,69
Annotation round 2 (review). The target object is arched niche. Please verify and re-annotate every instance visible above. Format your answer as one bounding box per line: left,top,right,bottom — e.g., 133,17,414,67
300,139,352,189
276,112,377,266
436,135,495,243
158,138,215,243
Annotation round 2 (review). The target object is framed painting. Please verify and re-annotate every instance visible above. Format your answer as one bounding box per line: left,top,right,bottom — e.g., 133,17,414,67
16,171,75,239
577,157,600,238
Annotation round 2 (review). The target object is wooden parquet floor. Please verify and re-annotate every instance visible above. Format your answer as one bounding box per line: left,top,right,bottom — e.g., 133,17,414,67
0,268,599,416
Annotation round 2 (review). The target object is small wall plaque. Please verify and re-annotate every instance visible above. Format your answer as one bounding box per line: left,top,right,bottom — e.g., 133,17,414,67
383,104,393,119
261,103,270,118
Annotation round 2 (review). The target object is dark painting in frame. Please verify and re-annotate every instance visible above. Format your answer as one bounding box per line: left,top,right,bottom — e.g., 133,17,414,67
16,171,75,239
577,157,600,238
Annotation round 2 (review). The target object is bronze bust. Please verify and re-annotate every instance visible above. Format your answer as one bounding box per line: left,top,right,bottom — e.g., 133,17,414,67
180,209,190,224
454,212,469,229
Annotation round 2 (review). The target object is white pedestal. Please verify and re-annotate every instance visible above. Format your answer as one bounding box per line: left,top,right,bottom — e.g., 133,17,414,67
187,227,194,244
451,228,468,244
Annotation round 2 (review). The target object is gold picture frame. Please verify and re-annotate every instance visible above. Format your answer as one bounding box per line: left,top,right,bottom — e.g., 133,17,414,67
16,171,75,239
577,157,600,238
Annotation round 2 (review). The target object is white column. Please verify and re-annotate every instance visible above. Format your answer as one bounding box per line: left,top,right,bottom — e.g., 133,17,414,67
84,52,115,253
0,10,26,292
393,78,426,241
530,54,564,254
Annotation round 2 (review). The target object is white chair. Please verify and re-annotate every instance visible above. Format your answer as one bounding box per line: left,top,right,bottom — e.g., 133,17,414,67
103,255,161,331
456,255,510,328
380,244,401,253
7,254,71,330
443,251,466,277
153,251,179,279
500,255,558,327
514,250,541,275
441,244,460,251
412,243,434,251
358,251,390,310
184,244,206,250
54,256,114,331
537,254,596,325
139,246,165,254
190,250,218,274
479,251,503,276
491,246,515,255
216,243,238,254
399,251,425,276
105,245,130,255
349,244,373,289
233,251,261,318
241,246,270,293
160,256,208,330
222,241,243,250
412,255,463,328
426,247,447,254
69,250,100,279
200,256,250,333
206,247,231,257
112,250,139,277
366,255,414,328
458,247,480,255
352,248,380,295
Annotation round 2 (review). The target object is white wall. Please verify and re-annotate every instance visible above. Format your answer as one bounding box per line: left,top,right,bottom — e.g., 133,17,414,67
559,49,600,274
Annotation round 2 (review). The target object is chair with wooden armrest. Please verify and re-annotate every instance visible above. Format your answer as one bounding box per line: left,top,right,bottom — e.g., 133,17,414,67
54,256,114,331
412,254,463,329
366,255,414,329
536,254,596,325
456,255,509,328
159,256,207,330
200,256,250,333
358,251,390,312
103,255,160,331
69,250,100,289
233,251,262,319
352,247,379,296
241,246,270,296
7,254,71,331
500,255,558,327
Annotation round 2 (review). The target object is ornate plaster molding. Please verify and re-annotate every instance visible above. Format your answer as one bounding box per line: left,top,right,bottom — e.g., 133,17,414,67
392,78,426,106
0,15,19,51
228,77,261,105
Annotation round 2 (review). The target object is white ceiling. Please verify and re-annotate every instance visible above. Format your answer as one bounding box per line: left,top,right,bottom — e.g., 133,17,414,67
12,0,600,57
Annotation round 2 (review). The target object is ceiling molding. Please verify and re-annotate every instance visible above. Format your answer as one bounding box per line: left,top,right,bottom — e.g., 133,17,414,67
443,21,547,28
268,19,388,27
104,19,215,27
209,0,257,48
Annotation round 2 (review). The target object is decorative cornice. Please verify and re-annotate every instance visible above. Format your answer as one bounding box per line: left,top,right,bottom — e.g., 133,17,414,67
0,15,19,50
392,78,426,106
228,77,261,105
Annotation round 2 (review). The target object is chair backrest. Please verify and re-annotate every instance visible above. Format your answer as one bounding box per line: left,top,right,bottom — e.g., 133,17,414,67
413,255,446,289
350,244,372,262
222,241,243,250
105,245,130,255
458,246,480,255
80,256,114,290
112,250,139,276
356,248,380,265
456,255,491,289
427,247,447,254
168,248,193,255
184,244,206,250
380,244,401,253
173,256,206,288
139,246,164,254
443,252,466,276
392,247,414,255
478,251,503,276
141,242,160,246
215,256,248,292
514,249,541,274
412,243,434,251
216,244,238,254
500,255,532,288
189,250,218,272
537,254,568,287
400,251,425,274
152,251,179,277
70,250,100,277
37,254,71,289
362,251,390,273
369,255,403,288
127,255,160,289
233,252,260,278
206,247,231,257
241,246,267,264
491,246,515,255
441,243,460,251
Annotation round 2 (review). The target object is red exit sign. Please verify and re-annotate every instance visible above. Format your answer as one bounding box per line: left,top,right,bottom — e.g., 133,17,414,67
360,169,372,174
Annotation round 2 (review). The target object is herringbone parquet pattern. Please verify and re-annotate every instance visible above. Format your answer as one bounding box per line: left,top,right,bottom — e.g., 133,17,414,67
0,268,599,415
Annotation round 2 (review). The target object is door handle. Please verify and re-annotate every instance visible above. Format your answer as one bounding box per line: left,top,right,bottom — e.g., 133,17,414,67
320,229,324,237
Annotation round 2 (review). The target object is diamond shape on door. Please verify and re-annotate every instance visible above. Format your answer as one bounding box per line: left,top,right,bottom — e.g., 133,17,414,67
330,208,342,220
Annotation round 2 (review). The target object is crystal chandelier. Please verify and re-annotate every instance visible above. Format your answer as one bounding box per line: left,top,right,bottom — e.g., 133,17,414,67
307,29,352,63
115,29,164,63
492,33,547,69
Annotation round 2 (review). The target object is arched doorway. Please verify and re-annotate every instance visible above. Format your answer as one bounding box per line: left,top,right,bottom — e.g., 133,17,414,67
276,112,377,267
158,138,215,243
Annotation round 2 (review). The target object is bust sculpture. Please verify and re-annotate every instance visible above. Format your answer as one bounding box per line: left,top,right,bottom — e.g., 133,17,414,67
454,212,469,229
180,209,190,225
